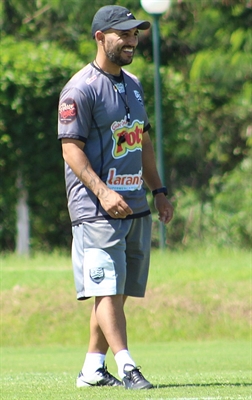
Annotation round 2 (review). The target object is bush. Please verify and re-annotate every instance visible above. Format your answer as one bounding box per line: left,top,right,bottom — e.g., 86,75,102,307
164,152,252,249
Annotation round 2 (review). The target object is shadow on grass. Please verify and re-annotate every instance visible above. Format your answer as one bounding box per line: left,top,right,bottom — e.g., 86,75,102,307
156,382,252,389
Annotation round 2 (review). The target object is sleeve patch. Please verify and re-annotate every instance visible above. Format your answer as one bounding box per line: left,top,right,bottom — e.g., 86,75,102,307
59,98,78,124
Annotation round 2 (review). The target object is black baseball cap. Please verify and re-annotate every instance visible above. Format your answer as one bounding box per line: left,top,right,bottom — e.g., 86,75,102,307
91,5,151,38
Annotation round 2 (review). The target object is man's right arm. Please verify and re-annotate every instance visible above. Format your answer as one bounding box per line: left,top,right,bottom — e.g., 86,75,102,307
61,138,133,218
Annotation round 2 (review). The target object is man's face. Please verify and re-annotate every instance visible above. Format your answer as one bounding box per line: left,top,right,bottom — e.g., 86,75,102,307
102,28,139,67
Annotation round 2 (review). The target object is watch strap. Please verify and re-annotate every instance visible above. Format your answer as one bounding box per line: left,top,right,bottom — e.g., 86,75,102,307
152,187,168,197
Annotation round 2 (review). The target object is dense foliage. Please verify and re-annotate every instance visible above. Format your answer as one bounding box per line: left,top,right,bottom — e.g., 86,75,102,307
0,0,251,250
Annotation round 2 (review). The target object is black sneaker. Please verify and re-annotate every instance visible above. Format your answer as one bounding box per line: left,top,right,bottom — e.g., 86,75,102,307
122,364,153,390
76,363,122,387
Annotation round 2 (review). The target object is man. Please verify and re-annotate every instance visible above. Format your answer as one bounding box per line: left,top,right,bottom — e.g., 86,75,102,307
58,5,173,390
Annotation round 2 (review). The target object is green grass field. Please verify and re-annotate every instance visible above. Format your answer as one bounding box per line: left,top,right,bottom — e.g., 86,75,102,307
1,247,251,399
1,342,251,399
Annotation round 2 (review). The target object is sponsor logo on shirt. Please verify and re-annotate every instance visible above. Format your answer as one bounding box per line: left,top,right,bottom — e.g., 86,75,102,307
106,168,143,191
134,90,143,105
114,82,125,93
86,75,97,85
111,118,143,158
58,98,78,124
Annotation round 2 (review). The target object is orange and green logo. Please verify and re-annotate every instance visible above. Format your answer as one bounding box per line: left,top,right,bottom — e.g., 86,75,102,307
111,119,143,158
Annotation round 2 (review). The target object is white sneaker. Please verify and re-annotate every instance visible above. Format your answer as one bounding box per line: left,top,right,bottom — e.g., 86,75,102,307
76,363,122,387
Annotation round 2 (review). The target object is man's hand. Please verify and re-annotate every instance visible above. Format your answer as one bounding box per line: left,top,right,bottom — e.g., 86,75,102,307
98,188,133,219
154,194,174,224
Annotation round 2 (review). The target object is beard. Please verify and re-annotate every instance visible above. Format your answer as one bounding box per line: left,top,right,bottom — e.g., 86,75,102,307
104,43,135,66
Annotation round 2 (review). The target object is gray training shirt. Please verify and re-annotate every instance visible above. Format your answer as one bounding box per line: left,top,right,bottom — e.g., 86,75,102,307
58,62,151,225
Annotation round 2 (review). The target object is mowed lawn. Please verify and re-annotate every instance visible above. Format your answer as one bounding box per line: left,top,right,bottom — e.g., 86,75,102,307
1,342,251,399
1,247,251,399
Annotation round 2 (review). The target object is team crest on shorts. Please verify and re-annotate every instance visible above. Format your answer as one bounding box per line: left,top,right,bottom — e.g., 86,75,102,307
89,267,105,284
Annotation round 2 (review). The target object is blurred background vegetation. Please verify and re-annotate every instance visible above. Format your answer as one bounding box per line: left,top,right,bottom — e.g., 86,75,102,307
0,0,251,251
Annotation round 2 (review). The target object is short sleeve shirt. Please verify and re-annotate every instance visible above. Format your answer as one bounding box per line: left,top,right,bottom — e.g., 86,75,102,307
58,63,151,225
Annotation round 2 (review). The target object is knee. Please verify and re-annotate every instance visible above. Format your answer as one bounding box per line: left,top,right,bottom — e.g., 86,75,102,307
95,294,124,308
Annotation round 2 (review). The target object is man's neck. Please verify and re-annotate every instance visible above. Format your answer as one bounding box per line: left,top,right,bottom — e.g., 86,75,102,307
94,58,121,77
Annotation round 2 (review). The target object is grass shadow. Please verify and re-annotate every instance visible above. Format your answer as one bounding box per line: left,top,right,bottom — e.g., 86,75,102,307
156,382,252,389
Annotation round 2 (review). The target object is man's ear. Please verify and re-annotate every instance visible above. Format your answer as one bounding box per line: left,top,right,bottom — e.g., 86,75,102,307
95,31,105,43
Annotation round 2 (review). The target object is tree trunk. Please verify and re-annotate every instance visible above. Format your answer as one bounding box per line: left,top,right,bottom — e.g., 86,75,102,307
16,174,30,255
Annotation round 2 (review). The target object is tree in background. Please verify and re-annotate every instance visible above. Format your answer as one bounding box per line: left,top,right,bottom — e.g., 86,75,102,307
159,0,252,245
0,0,251,250
0,38,83,250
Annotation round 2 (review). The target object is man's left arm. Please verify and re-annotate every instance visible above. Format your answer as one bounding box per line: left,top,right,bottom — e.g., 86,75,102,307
142,131,174,224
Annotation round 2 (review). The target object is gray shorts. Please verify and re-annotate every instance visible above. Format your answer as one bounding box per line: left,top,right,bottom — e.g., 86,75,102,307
71,215,152,300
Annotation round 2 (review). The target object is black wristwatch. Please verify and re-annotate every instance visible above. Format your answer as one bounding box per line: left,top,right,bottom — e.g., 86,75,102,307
152,187,168,197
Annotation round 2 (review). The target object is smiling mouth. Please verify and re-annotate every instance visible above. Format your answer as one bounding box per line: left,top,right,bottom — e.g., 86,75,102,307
123,47,134,53
122,47,134,54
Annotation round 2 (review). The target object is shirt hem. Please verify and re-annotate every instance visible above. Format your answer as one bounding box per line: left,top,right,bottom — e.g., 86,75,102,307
71,210,151,226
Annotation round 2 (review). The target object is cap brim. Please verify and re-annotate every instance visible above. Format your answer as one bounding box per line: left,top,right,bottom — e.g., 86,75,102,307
110,19,151,31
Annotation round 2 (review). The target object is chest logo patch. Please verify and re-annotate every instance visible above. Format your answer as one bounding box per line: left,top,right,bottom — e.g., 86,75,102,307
111,119,143,159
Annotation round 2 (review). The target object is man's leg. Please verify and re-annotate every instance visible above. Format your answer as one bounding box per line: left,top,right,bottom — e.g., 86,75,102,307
80,304,109,380
92,294,153,389
88,303,109,354
88,295,128,354
79,295,134,385
79,295,152,389
94,295,138,379
94,295,127,354
82,295,135,375
77,296,124,387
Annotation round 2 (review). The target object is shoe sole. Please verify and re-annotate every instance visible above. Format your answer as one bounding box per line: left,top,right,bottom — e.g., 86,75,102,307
76,380,93,387
123,381,153,390
77,379,122,388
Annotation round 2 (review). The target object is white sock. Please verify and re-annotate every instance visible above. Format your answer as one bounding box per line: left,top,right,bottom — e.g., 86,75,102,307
82,353,106,377
114,349,136,379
